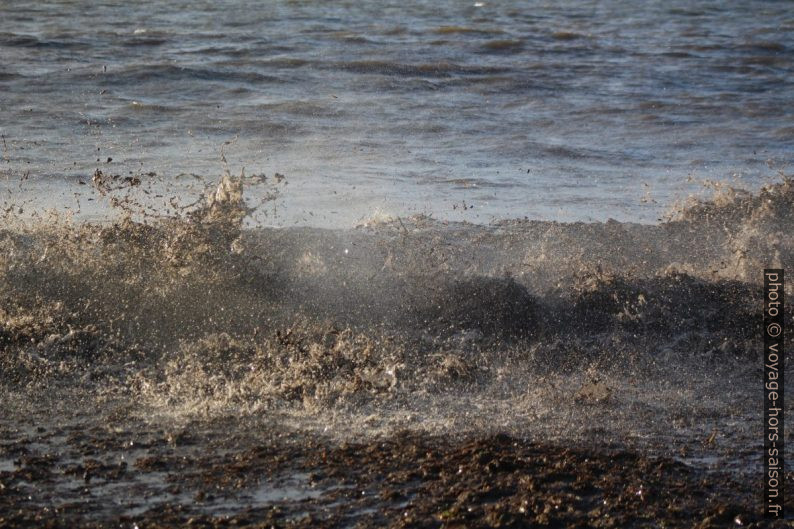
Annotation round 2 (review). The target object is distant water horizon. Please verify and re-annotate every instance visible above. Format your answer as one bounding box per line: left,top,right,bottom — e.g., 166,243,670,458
1,0,792,226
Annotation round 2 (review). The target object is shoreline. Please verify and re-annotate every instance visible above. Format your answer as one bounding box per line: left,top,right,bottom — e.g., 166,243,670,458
0,411,775,528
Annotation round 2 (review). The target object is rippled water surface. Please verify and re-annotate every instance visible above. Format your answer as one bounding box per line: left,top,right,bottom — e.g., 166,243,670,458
1,0,792,225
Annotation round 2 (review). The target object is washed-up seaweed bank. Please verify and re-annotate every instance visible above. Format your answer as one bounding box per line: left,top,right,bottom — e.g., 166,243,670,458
1,173,793,527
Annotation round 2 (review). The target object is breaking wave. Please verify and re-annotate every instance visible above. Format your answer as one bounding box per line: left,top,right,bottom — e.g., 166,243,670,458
0,171,791,439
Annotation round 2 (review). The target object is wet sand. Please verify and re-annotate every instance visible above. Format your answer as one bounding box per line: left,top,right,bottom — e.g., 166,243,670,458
0,403,787,529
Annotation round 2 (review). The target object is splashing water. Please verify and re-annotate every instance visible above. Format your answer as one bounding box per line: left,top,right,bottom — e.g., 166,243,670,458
0,171,789,458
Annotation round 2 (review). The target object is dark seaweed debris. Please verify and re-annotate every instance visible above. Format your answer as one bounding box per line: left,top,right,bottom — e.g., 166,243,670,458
0,419,786,528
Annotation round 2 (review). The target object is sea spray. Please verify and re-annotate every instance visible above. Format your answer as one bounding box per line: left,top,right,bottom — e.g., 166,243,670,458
1,175,789,433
